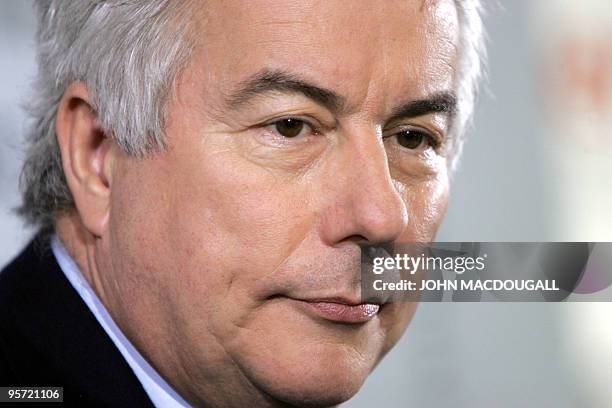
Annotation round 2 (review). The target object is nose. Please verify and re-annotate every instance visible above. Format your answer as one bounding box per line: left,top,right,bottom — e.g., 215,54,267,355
320,130,409,246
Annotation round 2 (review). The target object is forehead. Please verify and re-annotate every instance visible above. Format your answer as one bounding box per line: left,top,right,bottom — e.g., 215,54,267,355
192,0,459,108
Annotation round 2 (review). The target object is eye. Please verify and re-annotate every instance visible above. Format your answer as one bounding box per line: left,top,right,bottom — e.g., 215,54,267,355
393,129,436,150
271,118,310,138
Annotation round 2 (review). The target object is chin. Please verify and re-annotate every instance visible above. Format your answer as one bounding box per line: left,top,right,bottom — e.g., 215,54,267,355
234,337,378,407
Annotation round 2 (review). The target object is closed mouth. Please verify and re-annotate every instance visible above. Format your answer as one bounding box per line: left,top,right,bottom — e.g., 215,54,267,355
290,297,383,324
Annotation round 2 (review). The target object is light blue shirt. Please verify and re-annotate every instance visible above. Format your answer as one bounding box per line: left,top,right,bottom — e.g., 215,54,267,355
51,235,192,408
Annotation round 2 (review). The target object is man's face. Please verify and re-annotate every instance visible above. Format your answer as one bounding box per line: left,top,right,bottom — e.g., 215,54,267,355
99,0,458,405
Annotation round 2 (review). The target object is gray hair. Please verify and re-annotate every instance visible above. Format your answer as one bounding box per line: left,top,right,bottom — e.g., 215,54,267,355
451,0,487,172
18,0,486,230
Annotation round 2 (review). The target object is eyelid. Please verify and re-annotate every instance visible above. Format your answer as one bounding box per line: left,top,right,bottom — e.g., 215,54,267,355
260,115,328,138
384,124,443,148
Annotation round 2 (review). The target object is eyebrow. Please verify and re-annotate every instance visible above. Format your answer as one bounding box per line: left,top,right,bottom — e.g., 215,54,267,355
226,68,457,122
386,92,457,124
226,69,346,113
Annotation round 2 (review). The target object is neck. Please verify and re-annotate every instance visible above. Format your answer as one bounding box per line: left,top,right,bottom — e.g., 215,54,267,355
55,214,112,305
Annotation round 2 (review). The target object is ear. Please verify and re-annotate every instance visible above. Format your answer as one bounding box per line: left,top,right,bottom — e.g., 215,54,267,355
56,82,116,237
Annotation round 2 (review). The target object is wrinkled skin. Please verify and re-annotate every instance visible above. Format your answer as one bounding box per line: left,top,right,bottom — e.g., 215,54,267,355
56,0,459,406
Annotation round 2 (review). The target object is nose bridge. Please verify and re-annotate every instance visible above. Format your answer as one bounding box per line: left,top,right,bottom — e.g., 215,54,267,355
344,128,409,243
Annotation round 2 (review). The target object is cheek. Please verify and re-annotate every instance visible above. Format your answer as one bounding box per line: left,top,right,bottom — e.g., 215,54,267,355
423,173,450,230
106,159,173,279
166,163,314,271
396,169,450,242
157,145,320,311
379,302,419,356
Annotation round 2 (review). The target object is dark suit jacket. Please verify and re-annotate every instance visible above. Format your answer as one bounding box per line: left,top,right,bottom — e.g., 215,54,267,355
0,235,155,407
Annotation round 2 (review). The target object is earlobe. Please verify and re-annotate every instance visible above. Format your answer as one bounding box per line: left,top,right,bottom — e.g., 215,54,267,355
56,82,115,237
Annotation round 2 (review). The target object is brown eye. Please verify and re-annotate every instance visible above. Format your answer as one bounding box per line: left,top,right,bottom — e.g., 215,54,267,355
274,118,305,138
396,129,427,150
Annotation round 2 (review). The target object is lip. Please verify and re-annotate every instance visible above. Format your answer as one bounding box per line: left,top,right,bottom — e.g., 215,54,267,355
291,298,381,324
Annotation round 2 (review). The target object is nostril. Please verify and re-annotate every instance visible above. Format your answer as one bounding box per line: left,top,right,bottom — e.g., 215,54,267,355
344,235,370,245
